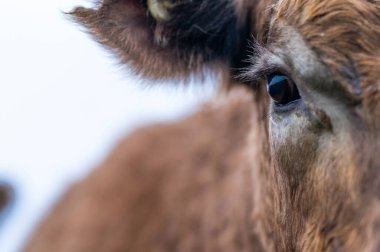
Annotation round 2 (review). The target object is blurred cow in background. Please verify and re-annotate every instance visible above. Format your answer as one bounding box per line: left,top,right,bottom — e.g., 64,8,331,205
26,0,380,251
0,184,11,216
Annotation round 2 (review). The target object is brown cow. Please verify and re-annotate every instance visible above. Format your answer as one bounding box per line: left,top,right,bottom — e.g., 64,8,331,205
26,0,380,251
0,184,11,215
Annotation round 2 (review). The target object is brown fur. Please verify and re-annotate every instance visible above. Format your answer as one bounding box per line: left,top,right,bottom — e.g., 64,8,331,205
25,87,267,252
0,184,11,215
26,0,380,251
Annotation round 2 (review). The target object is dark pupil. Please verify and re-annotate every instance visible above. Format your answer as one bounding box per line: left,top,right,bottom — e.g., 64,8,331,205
267,75,300,105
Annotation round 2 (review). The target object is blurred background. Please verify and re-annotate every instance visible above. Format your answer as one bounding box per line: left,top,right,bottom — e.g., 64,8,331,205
0,1,215,251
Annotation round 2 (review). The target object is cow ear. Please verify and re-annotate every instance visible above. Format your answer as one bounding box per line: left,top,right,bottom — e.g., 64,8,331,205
70,0,251,80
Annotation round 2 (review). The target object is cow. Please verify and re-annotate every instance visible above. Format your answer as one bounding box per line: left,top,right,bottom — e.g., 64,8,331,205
0,184,11,215
25,0,380,251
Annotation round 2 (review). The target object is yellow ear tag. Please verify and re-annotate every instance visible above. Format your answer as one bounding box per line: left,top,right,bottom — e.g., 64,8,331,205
147,0,174,21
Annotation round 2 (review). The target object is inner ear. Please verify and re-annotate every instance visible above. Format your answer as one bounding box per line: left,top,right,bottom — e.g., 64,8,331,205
70,0,250,80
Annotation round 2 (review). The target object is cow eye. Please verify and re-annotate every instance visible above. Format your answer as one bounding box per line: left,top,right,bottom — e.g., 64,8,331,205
266,74,301,106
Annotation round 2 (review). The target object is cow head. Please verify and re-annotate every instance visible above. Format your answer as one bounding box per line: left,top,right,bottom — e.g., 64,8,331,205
243,1,380,250
68,0,380,250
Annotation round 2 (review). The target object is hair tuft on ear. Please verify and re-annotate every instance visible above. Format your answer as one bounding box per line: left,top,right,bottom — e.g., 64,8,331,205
70,0,249,80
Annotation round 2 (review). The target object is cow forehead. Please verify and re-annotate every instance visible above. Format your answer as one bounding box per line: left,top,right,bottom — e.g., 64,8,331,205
264,0,380,94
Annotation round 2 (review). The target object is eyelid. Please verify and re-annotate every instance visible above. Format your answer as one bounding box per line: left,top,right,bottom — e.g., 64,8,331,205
238,48,295,84
239,59,293,83
266,66,297,87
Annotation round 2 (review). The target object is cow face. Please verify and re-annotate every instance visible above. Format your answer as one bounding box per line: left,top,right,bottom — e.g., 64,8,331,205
71,0,380,250
243,0,380,250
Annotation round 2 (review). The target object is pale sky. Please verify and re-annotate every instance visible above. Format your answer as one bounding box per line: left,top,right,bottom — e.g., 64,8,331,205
0,1,215,251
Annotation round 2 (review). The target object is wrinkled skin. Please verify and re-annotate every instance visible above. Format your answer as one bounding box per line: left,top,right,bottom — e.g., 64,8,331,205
26,0,380,251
